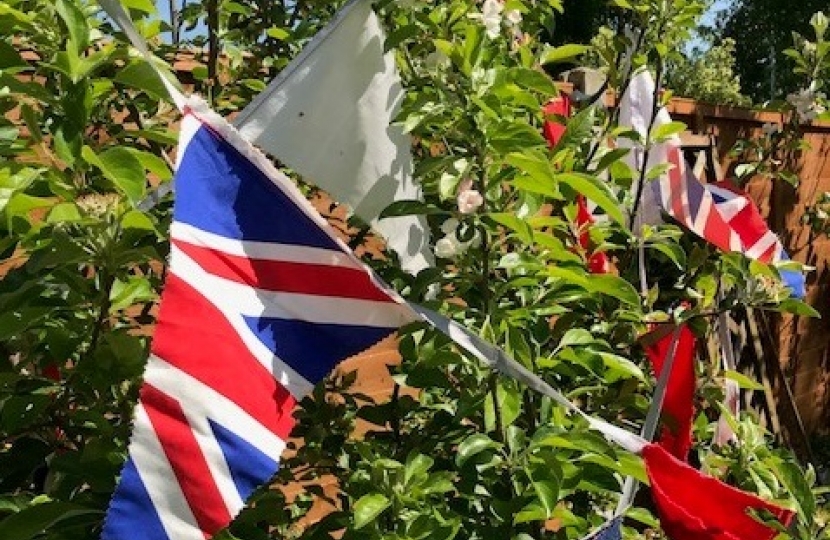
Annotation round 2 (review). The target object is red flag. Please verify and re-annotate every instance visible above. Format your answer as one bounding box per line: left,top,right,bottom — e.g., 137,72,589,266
643,443,795,540
544,94,611,274
576,195,611,274
542,93,571,147
644,325,696,461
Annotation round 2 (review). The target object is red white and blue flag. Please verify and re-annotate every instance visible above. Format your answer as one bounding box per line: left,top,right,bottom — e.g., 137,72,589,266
101,100,417,540
621,71,804,297
706,181,805,298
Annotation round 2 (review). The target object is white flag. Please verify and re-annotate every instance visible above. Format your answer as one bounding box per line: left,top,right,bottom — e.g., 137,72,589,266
618,70,669,230
235,0,431,273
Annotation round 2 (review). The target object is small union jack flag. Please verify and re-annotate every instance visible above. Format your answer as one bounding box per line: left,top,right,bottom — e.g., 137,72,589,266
102,99,417,540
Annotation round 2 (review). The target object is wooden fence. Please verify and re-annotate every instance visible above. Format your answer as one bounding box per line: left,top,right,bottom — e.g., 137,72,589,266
669,99,830,449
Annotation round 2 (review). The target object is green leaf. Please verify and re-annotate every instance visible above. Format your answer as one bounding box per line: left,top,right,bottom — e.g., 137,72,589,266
266,26,290,40
0,167,40,214
115,62,173,101
531,479,559,517
127,148,172,181
456,433,499,467
771,459,814,523
55,0,90,53
556,172,624,225
553,106,596,151
353,493,390,529
121,209,158,232
540,44,589,65
506,150,555,187
548,267,640,306
650,121,686,142
599,352,645,381
0,501,100,540
109,277,156,313
648,241,686,269
460,24,484,75
509,67,557,95
404,453,434,487
488,213,533,244
47,202,83,223
121,0,156,13
724,370,764,391
514,501,548,524
82,146,146,204
0,41,26,70
379,200,447,218
774,299,820,317
489,123,546,154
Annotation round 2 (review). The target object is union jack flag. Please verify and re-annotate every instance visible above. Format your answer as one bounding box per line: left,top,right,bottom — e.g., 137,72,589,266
706,181,805,297
102,100,417,540
652,144,742,254
652,143,805,297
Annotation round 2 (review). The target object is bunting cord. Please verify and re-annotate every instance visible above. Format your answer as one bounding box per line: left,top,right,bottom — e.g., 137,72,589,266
98,0,187,111
412,305,648,455
614,326,682,514
100,0,650,476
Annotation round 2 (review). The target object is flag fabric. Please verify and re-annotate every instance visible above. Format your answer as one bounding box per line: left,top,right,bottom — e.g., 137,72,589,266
620,70,804,296
580,516,623,540
542,94,610,273
101,98,418,540
707,181,806,298
643,443,795,540
234,0,430,274
618,71,677,230
576,195,612,274
543,93,571,147
643,325,696,461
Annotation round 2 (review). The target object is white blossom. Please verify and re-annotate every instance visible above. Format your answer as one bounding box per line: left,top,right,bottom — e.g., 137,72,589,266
434,235,462,258
504,9,522,26
441,217,460,235
457,178,484,214
480,0,503,39
787,88,827,123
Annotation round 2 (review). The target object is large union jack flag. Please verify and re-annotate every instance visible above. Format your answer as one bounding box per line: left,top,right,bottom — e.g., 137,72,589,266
101,100,417,540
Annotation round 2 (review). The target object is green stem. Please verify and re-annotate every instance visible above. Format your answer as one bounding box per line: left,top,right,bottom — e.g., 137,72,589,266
206,0,219,106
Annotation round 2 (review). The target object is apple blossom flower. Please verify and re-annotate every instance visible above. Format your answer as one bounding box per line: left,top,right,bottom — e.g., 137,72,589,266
504,9,522,27
441,217,460,235
457,178,483,214
480,0,503,39
434,235,462,258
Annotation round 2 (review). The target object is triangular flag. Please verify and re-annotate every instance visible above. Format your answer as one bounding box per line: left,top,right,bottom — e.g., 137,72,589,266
576,195,611,274
543,93,571,147
643,443,795,540
234,0,431,274
542,95,610,274
643,324,696,461
101,99,418,540
620,71,741,253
